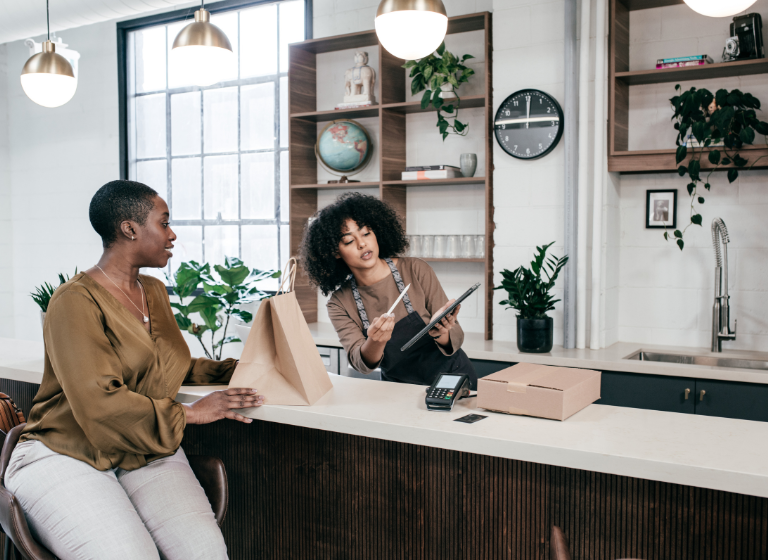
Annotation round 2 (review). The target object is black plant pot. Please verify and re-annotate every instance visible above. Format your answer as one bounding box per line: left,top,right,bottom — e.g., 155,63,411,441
516,316,553,353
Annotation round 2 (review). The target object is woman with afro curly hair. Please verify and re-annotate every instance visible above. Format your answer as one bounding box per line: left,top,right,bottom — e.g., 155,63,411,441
299,192,476,388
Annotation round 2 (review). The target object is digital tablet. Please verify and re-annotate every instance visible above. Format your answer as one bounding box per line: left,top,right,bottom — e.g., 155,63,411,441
400,282,481,352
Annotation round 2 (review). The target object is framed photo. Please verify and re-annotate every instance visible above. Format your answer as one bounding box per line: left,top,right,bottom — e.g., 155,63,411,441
646,190,677,229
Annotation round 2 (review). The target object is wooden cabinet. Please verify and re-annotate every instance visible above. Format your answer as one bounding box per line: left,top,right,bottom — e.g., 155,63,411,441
695,379,768,422
600,371,695,414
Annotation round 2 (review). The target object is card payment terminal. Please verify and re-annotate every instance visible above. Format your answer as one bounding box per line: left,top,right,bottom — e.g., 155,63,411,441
425,374,471,411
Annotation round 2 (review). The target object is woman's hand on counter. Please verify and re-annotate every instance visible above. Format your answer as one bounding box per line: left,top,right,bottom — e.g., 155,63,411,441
360,314,396,369
183,388,264,425
429,300,460,349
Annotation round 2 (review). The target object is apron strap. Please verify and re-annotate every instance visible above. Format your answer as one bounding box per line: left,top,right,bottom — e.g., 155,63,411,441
348,258,414,335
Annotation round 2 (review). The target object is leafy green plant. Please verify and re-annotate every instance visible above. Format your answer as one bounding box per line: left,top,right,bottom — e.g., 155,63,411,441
30,269,78,312
494,243,568,319
670,85,768,250
403,42,475,140
167,257,280,360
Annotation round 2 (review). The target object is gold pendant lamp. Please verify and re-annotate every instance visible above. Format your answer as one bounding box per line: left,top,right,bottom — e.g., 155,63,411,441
20,0,77,108
170,0,235,87
375,0,448,60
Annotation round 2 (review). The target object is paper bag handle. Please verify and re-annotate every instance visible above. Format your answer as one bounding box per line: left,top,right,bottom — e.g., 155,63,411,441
278,258,297,294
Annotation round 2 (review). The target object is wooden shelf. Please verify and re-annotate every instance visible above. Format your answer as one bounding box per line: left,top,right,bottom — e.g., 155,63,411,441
383,177,486,187
382,95,486,114
608,145,768,173
616,58,768,86
291,106,380,122
625,0,683,10
291,182,381,190
421,258,485,263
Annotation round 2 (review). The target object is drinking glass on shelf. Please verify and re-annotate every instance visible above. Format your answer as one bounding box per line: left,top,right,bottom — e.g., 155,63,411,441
446,235,460,259
460,235,475,258
421,235,434,258
474,235,485,258
409,235,421,257
433,235,446,259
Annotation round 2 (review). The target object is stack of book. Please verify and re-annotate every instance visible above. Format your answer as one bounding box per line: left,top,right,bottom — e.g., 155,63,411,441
656,55,713,69
401,165,462,180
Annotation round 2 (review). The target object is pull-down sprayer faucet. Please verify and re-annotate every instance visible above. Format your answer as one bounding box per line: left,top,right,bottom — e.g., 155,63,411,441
712,218,736,352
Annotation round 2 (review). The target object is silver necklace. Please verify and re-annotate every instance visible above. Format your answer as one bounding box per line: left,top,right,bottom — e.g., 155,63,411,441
95,265,148,323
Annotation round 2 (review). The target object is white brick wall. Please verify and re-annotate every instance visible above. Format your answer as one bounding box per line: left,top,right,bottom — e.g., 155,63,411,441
0,44,13,338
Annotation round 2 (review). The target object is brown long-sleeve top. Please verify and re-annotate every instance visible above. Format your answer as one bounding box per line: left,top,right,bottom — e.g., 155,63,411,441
20,272,237,472
327,257,464,374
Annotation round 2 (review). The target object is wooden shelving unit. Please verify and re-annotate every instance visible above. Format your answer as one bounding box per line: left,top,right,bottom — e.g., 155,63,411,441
608,0,768,173
288,12,495,339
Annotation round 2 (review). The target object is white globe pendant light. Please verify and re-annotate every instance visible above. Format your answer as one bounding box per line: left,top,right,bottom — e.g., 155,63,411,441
170,2,234,87
20,0,77,108
375,0,448,60
683,0,757,17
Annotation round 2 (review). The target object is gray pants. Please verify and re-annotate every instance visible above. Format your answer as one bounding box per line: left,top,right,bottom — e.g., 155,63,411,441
5,440,228,560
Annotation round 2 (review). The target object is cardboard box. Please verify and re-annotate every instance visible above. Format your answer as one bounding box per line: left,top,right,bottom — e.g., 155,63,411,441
477,363,601,421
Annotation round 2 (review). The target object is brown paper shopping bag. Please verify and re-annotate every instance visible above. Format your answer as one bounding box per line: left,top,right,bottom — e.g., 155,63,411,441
229,259,333,405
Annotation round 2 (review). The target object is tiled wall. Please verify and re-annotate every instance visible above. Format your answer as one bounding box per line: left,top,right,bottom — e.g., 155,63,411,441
619,1,768,350
0,45,13,338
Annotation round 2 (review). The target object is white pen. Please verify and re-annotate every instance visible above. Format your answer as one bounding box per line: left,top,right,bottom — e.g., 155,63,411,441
386,284,411,316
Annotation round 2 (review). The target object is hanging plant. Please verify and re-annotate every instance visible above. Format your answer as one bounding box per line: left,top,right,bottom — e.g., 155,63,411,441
403,42,475,141
670,85,768,250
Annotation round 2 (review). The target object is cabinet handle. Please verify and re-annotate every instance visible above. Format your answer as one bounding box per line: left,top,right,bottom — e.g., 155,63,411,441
699,389,706,402
684,388,690,400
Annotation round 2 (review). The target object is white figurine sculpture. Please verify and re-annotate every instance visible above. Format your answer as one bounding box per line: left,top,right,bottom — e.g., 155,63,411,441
338,51,376,108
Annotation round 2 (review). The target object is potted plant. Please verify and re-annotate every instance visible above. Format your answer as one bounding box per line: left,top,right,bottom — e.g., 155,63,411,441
404,42,475,140
30,269,77,328
670,85,768,250
494,243,568,353
167,257,279,360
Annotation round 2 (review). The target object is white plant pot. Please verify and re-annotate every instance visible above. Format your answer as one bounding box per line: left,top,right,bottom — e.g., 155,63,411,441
40,311,46,330
439,82,457,100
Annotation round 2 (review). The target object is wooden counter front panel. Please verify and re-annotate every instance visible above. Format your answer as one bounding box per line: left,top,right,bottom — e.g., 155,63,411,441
1,379,766,560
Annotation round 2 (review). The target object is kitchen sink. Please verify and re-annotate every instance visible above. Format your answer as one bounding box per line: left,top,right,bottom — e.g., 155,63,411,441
624,351,768,371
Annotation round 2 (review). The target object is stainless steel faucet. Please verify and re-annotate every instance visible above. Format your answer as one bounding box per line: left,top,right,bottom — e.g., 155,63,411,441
712,218,736,352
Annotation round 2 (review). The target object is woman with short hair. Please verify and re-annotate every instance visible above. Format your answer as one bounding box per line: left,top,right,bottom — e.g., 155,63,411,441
6,180,260,560
299,192,476,388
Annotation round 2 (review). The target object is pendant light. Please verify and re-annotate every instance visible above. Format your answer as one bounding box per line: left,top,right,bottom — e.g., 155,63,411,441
683,0,757,17
170,1,234,87
375,0,448,60
20,0,76,108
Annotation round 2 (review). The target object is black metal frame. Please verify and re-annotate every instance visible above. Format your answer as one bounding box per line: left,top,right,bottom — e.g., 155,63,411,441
645,189,677,229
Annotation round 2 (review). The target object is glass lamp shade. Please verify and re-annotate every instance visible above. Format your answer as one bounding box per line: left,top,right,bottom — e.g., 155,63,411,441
171,8,235,87
20,41,77,108
375,0,448,60
683,0,757,17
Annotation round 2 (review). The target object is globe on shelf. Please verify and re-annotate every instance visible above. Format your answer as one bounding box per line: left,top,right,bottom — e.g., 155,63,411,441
315,119,373,182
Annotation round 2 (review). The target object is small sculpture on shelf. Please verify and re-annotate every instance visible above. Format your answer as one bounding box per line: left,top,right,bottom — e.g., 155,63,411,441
338,51,376,109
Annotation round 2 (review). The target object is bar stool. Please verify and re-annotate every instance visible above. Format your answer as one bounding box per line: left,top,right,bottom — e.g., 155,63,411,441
0,424,228,560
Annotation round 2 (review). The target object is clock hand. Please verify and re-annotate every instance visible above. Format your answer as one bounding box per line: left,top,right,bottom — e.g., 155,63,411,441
526,96,530,129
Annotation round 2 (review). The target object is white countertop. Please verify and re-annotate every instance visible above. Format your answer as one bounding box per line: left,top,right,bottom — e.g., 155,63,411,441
2,336,768,498
308,322,768,384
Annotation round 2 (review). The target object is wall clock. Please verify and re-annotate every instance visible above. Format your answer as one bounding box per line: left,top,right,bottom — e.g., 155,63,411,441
494,89,563,160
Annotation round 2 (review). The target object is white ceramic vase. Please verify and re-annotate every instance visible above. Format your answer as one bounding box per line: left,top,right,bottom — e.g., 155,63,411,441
439,81,457,100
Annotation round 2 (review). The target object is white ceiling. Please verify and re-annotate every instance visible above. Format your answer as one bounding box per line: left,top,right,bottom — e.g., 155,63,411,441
0,0,197,45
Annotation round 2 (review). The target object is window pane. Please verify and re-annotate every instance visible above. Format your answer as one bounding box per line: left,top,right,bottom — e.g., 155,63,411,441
243,225,279,290
241,83,275,151
204,87,238,154
137,159,167,201
166,21,192,89
242,152,275,219
279,76,288,148
172,157,201,219
134,27,166,93
240,4,277,78
280,150,289,222
211,11,239,83
205,225,239,266
136,94,166,159
171,226,203,274
204,155,238,220
279,1,305,73
171,92,201,156
280,223,290,265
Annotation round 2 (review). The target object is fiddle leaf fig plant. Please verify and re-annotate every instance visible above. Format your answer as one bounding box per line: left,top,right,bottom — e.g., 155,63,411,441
494,242,568,319
403,42,475,140
167,257,280,360
670,85,768,250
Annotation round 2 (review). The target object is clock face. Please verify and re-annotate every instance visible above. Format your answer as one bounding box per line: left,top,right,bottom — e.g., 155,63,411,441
494,89,564,160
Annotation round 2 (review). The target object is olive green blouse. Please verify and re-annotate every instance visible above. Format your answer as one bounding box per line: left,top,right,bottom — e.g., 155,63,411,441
21,272,237,471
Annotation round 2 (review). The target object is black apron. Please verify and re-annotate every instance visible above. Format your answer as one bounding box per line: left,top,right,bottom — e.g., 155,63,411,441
350,259,477,389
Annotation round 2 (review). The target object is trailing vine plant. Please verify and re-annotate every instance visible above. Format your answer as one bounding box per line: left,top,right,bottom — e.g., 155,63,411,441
404,42,475,140
670,85,768,250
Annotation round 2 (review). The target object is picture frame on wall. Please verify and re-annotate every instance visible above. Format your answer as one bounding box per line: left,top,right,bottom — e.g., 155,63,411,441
646,190,677,229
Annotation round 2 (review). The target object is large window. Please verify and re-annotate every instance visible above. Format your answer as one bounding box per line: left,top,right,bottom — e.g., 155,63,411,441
122,0,306,289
